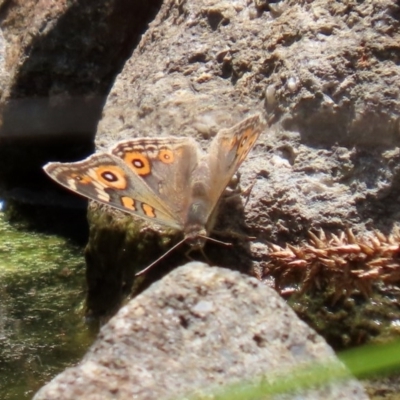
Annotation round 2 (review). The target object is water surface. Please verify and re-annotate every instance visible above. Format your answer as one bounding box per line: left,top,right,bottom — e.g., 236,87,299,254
0,212,93,399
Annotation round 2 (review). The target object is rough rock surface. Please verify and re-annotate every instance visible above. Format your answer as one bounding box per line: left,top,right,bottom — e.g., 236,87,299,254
98,0,400,147
0,0,162,194
85,0,400,316
33,262,368,400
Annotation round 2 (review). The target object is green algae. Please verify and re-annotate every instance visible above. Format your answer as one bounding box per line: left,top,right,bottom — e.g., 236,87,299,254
0,212,93,400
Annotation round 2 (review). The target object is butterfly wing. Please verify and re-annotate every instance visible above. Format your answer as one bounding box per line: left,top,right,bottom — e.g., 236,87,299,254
44,152,185,230
205,114,265,207
181,114,265,237
111,137,200,221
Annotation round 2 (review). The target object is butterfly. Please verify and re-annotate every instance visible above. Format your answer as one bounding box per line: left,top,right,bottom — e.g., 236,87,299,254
43,114,265,273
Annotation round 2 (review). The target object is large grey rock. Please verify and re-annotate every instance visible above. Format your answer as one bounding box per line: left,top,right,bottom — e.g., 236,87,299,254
84,0,400,317
34,263,368,400
0,0,162,204
0,0,161,140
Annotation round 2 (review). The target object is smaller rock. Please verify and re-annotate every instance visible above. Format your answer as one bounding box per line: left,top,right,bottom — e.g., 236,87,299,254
34,262,368,400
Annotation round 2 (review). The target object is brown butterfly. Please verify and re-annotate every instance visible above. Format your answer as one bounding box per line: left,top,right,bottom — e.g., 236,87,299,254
44,114,264,273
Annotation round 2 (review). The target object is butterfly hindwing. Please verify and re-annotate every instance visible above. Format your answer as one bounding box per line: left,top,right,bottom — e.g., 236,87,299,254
110,137,200,221
205,114,264,207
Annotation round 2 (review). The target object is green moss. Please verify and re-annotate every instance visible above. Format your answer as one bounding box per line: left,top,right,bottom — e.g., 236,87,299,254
288,285,400,350
0,213,93,400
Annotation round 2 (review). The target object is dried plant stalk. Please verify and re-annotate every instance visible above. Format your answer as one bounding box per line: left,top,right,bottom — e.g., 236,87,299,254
263,227,400,302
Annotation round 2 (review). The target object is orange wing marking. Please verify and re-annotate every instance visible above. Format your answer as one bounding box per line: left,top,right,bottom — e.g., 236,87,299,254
142,203,156,218
124,152,151,175
121,196,136,210
158,149,175,164
95,166,128,190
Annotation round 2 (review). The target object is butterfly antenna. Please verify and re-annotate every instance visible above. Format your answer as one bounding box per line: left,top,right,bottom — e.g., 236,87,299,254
198,235,232,247
135,237,187,277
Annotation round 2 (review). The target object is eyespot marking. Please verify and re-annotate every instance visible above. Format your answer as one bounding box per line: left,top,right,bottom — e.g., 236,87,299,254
158,149,174,164
95,165,127,189
71,173,91,184
123,152,151,175
236,128,259,161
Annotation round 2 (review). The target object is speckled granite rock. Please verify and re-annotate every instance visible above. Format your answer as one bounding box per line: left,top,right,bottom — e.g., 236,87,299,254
34,262,368,400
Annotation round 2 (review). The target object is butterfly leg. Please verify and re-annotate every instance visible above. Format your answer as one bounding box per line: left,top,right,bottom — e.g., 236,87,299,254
184,246,211,265
241,180,256,208
221,180,256,208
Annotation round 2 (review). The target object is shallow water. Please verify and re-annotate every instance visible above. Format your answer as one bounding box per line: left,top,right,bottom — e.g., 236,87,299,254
0,212,93,400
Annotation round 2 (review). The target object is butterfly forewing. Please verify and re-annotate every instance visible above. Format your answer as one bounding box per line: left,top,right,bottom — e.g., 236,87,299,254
44,153,183,230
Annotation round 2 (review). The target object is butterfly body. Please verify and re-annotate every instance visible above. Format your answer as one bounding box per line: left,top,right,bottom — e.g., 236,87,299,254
44,114,265,252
